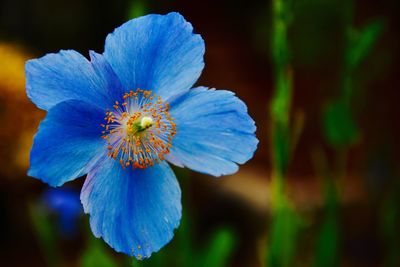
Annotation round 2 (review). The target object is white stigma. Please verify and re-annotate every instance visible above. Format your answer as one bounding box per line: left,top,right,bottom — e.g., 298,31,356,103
140,116,153,129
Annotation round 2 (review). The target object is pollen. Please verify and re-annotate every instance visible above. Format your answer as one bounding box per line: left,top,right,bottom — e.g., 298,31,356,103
101,88,176,169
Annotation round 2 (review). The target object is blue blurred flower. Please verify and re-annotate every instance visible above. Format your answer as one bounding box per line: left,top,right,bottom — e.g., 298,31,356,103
42,188,82,236
25,12,258,259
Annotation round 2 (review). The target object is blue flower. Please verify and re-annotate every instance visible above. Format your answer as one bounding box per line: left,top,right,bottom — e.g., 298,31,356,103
42,188,82,236
25,12,258,259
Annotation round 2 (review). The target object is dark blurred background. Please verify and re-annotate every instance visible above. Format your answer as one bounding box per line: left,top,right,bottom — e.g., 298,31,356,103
0,0,399,266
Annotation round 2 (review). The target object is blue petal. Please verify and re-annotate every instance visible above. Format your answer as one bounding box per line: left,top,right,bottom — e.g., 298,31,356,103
26,50,123,110
103,12,205,101
28,100,106,186
42,188,82,217
166,87,258,176
88,51,125,104
81,160,181,259
42,188,82,236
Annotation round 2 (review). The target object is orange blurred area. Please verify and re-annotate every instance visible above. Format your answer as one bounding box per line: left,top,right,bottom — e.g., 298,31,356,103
0,43,44,178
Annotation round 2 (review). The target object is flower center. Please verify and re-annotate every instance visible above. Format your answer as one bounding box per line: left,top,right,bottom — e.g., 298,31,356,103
101,89,176,169
127,116,154,134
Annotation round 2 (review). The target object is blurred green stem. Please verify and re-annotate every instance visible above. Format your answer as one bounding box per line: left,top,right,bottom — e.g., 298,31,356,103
29,203,60,267
267,0,302,267
270,0,291,209
312,149,340,267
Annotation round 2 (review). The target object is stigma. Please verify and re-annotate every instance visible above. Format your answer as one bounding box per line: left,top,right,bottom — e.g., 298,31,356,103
140,116,153,129
101,88,176,169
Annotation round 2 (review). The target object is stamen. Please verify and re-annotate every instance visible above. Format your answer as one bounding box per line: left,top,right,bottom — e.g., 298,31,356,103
101,88,176,169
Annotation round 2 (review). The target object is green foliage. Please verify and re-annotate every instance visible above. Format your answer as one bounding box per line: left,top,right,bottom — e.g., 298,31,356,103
268,1,302,266
381,186,400,267
323,19,383,148
127,0,147,19
323,100,360,147
272,123,291,176
313,180,339,267
271,72,292,126
271,0,292,70
81,237,118,267
29,204,60,267
202,229,235,267
341,20,384,104
271,0,292,128
318,7,383,267
346,20,384,70
267,196,301,267
270,0,296,176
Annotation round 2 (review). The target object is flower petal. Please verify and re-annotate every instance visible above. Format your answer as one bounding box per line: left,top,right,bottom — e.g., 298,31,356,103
81,160,181,259
26,50,122,110
88,51,125,103
166,87,258,176
28,100,106,186
103,12,205,101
